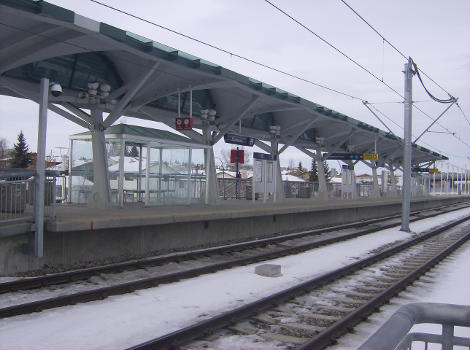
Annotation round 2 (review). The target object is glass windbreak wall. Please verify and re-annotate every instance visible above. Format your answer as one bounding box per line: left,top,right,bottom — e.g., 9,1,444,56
70,137,207,206
70,139,93,204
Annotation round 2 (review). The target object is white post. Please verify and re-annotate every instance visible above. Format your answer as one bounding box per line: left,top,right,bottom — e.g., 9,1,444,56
34,77,49,258
273,160,277,203
446,167,449,194
187,147,192,205
145,144,150,206
372,163,380,198
158,148,163,199
67,138,73,203
401,58,413,232
138,144,143,201
263,160,267,204
252,163,255,203
118,139,125,208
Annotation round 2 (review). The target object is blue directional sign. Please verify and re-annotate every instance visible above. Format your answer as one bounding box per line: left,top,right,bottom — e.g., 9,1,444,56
327,153,363,161
224,133,255,147
413,167,430,173
253,152,277,161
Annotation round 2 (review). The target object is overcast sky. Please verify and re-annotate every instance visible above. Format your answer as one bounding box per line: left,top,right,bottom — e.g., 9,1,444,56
1,0,468,171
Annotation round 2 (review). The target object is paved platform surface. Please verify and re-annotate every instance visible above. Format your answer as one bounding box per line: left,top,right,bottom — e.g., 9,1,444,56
1,195,467,236
47,197,404,232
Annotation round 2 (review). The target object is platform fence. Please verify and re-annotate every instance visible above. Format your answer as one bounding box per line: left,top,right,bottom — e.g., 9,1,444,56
359,303,470,350
0,169,61,223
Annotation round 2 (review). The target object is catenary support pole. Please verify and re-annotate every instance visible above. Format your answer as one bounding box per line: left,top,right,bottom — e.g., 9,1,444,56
34,77,49,258
401,58,414,232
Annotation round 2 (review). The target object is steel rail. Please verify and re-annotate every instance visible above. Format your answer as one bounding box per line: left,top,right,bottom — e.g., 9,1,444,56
126,215,470,350
0,209,467,320
1,202,466,294
298,232,470,349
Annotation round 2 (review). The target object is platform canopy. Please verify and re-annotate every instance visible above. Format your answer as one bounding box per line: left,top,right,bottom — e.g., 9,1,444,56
0,0,447,167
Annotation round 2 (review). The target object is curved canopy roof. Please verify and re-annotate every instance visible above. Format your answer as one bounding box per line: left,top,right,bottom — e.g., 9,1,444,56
0,0,447,167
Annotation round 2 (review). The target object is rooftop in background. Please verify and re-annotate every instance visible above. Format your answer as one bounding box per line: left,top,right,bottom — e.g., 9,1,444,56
0,0,448,166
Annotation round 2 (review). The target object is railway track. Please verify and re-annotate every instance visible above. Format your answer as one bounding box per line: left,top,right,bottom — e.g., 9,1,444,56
127,215,470,350
0,203,467,320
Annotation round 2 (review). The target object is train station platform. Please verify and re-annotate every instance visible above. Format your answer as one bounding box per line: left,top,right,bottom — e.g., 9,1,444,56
1,195,468,275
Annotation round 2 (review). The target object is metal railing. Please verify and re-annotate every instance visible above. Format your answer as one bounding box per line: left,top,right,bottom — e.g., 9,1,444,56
359,303,470,350
0,169,61,223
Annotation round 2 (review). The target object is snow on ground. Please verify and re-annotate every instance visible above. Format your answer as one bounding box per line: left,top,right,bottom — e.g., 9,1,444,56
0,208,468,349
326,241,470,350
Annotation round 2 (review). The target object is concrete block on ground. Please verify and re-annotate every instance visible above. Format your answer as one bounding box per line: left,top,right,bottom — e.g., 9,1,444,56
255,263,282,277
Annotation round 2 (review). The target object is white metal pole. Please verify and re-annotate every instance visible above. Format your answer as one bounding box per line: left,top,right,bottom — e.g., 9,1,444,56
189,86,192,118
145,143,150,206
446,166,449,194
263,160,267,203
273,160,277,203
187,147,192,205
35,77,49,257
158,148,163,199
401,58,413,232
118,139,125,207
252,162,255,203
67,138,73,203
138,144,143,201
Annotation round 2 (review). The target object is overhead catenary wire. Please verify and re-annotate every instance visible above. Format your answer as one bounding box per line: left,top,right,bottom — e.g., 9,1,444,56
89,0,362,101
1,3,465,161
339,0,457,100
411,60,455,104
262,1,468,151
263,0,404,99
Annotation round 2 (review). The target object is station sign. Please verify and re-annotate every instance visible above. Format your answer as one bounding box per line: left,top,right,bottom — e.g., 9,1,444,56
363,153,379,161
413,167,439,173
413,167,431,173
253,152,277,161
224,133,255,147
175,117,193,130
230,149,245,164
327,153,363,161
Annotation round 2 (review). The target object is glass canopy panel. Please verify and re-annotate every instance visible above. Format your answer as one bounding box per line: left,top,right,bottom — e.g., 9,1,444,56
69,124,208,206
70,139,93,204
4,52,122,92
147,89,215,116
190,148,205,202
241,112,274,131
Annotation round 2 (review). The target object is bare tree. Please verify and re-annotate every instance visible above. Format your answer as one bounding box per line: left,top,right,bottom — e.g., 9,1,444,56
0,137,8,158
288,158,295,170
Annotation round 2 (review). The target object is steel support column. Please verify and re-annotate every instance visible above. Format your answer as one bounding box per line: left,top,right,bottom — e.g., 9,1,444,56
371,163,380,198
34,77,48,258
89,108,111,208
271,135,284,201
316,149,327,200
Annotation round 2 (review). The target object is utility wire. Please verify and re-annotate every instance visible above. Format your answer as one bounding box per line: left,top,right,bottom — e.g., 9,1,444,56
92,0,468,149
411,60,455,104
89,0,362,101
263,0,468,149
456,102,470,127
263,0,404,98
339,0,457,100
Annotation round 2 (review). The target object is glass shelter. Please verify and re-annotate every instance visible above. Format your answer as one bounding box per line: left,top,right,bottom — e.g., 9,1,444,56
68,124,209,207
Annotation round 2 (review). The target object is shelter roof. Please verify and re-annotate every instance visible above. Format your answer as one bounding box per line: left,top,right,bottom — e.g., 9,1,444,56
71,124,206,147
0,0,447,166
